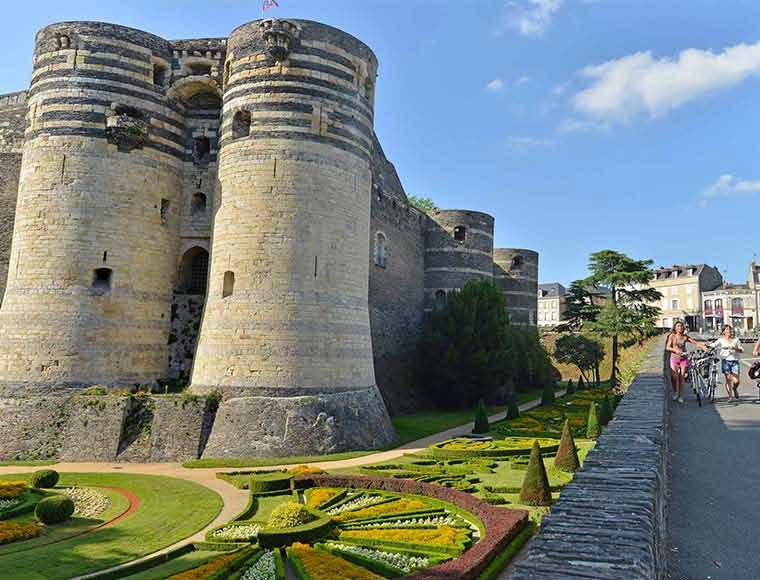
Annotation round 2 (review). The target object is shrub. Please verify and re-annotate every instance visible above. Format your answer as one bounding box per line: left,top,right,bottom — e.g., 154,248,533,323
333,497,428,522
577,376,585,391
30,470,59,489
268,502,315,529
518,441,552,506
566,379,575,395
289,542,380,580
472,399,489,434
248,472,292,494
599,395,613,426
35,495,75,524
505,395,520,420
540,381,555,406
554,420,580,472
288,465,324,476
0,481,26,499
586,402,601,439
0,521,43,545
307,488,340,509
340,525,469,547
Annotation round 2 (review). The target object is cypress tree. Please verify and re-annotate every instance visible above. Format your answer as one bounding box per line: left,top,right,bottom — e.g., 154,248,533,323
586,402,601,439
554,419,580,472
566,379,576,395
577,376,585,391
599,395,613,426
519,441,552,506
505,394,520,420
540,380,555,406
472,399,490,434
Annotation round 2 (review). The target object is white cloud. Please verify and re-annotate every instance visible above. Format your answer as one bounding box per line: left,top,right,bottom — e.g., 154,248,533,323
486,78,505,91
515,75,532,86
505,0,563,37
699,174,760,206
572,41,760,124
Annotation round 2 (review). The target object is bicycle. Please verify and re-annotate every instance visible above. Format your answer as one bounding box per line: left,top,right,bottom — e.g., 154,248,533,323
687,348,720,406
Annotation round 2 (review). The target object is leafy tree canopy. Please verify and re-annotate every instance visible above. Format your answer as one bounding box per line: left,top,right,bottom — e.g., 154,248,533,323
407,195,437,213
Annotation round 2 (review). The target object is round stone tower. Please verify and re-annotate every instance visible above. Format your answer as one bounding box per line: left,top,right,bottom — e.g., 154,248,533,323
190,19,395,456
424,209,494,310
493,248,539,325
0,22,184,393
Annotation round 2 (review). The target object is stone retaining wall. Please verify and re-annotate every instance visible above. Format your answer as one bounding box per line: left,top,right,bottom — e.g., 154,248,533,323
510,339,669,580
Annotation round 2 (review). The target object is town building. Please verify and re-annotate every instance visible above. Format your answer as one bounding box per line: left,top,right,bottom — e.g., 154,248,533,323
648,264,723,330
700,261,760,334
537,283,566,327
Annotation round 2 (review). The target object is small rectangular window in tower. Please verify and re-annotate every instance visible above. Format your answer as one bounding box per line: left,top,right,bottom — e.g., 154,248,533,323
222,271,235,298
153,63,167,86
453,226,466,242
193,137,211,165
92,268,112,294
160,199,170,225
232,110,251,139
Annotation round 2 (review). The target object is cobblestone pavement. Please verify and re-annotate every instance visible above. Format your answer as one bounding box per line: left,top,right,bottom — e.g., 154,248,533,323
668,342,760,580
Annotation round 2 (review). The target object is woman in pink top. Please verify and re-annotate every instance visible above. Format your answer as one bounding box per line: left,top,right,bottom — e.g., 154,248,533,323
666,320,708,403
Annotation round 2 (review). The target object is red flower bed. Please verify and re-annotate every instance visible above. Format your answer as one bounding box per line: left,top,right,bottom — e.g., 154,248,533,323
293,474,528,580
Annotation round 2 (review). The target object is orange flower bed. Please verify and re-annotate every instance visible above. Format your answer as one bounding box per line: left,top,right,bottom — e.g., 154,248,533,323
334,498,429,522
0,481,27,499
0,521,43,545
168,552,239,580
306,488,339,508
290,542,382,580
340,526,468,546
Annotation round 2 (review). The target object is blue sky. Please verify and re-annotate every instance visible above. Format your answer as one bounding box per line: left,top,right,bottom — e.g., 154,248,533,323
4,0,760,285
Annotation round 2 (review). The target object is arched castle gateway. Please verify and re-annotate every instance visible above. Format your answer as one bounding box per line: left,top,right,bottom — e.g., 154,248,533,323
0,19,538,461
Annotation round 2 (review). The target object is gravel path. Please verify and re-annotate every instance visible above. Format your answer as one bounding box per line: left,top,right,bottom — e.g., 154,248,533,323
668,342,760,579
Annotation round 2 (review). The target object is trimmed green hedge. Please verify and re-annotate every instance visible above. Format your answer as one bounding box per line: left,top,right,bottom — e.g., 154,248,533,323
0,489,47,520
30,469,59,489
336,533,470,557
249,472,293,494
35,495,74,524
317,543,403,578
429,437,560,459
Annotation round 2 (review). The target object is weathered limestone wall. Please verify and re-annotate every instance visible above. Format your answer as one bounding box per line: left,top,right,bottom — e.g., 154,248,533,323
425,210,495,311
0,91,27,304
0,397,67,460
59,395,128,461
493,248,538,326
368,138,426,414
510,340,669,579
190,19,395,455
0,22,185,394
168,293,205,380
148,395,211,461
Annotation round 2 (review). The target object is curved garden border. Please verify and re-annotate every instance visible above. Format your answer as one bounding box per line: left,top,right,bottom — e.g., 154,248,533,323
293,474,528,580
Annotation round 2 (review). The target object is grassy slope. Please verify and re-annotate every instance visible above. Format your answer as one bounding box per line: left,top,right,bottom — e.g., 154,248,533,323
0,473,223,580
120,550,219,580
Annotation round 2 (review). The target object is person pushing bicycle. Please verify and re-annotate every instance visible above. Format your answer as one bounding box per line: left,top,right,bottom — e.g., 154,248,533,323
711,324,744,400
667,320,709,403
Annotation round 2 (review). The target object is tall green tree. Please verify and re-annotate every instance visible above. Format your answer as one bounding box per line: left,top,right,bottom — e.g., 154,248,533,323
556,280,602,332
553,333,604,384
584,250,661,386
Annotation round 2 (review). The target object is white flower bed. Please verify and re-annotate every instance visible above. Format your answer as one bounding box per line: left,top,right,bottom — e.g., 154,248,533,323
0,498,20,511
211,523,262,541
240,550,275,580
62,487,110,518
326,494,385,515
347,515,461,529
326,542,429,573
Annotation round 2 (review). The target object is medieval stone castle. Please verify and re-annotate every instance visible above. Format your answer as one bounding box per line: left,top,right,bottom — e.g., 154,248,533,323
0,19,538,461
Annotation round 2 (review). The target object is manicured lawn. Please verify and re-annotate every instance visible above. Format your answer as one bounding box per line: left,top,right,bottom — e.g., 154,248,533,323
184,450,372,469
0,473,223,580
0,460,57,466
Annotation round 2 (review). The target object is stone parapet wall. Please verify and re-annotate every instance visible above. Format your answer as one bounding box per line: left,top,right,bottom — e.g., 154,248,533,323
510,339,669,579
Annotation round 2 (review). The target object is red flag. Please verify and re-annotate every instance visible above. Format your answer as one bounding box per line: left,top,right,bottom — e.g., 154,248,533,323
263,0,279,10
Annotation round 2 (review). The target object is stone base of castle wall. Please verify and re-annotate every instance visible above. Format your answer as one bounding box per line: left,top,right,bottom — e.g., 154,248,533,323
199,386,397,458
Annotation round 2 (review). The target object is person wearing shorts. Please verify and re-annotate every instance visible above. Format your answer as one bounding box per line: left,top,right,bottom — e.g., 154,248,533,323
666,320,708,403
712,324,743,400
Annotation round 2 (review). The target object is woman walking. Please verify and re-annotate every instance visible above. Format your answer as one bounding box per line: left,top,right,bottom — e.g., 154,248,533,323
712,324,744,400
666,320,708,403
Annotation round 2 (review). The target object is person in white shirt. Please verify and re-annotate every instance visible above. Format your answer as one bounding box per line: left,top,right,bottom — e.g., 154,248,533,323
711,324,744,400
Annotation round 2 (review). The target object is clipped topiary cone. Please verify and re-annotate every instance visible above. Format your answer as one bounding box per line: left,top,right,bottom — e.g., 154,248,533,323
566,379,575,395
472,398,490,434
599,394,613,426
506,395,520,420
519,441,552,506
554,419,580,472
540,380,555,406
586,402,601,439
577,376,585,391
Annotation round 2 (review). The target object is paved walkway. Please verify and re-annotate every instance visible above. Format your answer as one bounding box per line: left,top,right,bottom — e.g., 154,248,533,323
668,343,760,580
0,390,561,578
